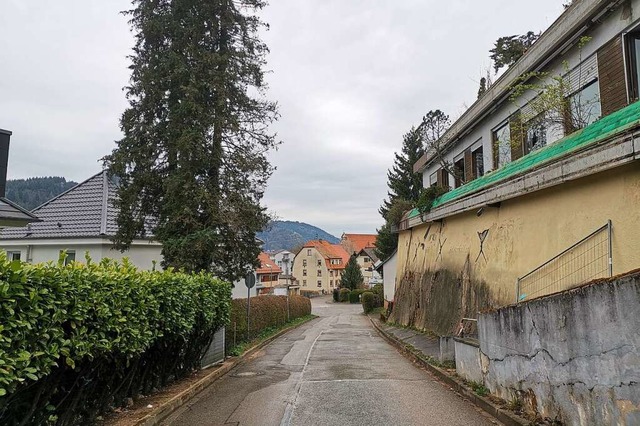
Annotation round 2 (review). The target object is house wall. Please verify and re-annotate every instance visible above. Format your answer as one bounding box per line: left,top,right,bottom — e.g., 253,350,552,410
292,247,341,293
397,162,640,307
0,238,162,270
422,2,640,185
356,254,381,287
270,250,293,276
478,271,640,425
382,251,398,303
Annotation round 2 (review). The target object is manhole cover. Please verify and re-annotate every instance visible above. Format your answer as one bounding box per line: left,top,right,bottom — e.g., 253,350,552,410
232,371,264,378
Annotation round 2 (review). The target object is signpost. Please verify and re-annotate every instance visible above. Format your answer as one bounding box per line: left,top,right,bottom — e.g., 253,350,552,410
245,272,256,340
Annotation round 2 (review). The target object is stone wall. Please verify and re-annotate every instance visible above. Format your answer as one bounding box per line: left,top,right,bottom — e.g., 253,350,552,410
478,271,640,424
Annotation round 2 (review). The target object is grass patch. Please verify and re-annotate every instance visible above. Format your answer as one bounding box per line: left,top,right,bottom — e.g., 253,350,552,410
467,380,489,397
226,315,316,357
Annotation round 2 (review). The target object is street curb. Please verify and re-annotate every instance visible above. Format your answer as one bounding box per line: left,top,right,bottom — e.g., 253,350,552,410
128,316,318,426
368,317,529,426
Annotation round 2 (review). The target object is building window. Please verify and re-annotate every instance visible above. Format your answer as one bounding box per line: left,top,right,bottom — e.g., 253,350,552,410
303,269,307,276
317,280,322,288
317,269,322,277
525,120,547,153
303,259,307,267
363,257,370,263
472,146,484,178
627,30,640,101
330,270,334,277
317,259,322,266
277,261,282,267
454,157,465,188
60,250,76,266
303,280,307,286
493,122,511,168
307,249,311,256
429,172,437,187
567,81,601,130
330,280,334,287
6,251,20,261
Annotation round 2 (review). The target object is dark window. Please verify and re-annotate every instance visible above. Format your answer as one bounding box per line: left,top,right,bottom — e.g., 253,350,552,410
493,122,511,168
454,158,465,188
472,147,484,178
60,250,76,266
567,81,601,129
303,269,307,276
626,31,640,102
317,269,322,277
429,172,437,187
303,280,307,286
7,251,20,261
317,259,322,266
307,249,311,256
525,120,547,153
317,280,322,288
303,259,307,266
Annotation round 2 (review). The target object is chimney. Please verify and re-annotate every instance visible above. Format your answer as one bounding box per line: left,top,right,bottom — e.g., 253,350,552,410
0,129,11,198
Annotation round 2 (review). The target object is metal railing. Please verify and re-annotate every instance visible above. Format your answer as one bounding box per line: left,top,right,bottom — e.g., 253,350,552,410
516,220,612,303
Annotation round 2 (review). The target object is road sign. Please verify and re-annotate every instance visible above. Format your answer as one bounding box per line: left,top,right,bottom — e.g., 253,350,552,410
245,272,256,289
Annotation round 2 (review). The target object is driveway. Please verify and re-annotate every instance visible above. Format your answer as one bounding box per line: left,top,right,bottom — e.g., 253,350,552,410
164,296,497,426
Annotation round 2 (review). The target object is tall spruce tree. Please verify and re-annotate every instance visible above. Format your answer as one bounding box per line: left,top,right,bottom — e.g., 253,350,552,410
104,0,278,281
341,254,363,290
375,126,425,261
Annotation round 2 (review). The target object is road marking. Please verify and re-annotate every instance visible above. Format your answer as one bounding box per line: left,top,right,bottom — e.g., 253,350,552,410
280,329,324,426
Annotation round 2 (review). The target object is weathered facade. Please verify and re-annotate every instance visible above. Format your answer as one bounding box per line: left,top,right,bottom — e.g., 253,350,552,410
292,240,349,293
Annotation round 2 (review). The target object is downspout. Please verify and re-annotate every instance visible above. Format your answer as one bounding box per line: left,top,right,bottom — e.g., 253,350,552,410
26,244,33,263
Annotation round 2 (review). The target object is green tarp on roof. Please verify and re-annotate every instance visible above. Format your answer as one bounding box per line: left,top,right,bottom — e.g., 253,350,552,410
408,100,640,220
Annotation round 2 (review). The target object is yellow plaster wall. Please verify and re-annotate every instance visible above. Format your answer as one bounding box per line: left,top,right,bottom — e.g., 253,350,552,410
396,163,640,305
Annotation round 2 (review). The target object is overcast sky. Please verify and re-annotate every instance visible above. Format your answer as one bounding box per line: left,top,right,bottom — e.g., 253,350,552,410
1,1,565,237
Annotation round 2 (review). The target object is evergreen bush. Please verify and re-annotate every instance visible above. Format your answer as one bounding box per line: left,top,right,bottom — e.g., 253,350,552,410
362,291,376,314
339,288,351,302
0,255,230,425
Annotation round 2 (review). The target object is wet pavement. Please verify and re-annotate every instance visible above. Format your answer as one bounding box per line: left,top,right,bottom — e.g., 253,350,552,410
163,296,498,426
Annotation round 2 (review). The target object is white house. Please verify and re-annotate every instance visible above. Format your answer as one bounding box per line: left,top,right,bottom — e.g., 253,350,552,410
375,250,398,309
0,170,162,269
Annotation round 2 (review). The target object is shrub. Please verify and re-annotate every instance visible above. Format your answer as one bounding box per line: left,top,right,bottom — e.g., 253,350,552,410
362,291,376,313
349,290,361,304
0,255,230,425
332,288,339,302
339,288,350,302
226,295,311,352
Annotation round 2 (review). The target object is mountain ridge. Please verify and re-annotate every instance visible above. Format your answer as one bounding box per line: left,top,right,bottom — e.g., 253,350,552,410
257,220,339,252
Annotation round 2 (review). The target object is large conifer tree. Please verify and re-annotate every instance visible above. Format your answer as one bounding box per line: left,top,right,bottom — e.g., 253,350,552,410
375,126,425,261
341,254,363,290
104,0,278,281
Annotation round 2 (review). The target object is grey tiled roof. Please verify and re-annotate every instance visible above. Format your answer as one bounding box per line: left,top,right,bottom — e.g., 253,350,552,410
0,171,135,239
0,197,40,227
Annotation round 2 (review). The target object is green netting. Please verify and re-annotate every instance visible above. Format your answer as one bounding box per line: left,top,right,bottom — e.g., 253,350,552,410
408,100,640,220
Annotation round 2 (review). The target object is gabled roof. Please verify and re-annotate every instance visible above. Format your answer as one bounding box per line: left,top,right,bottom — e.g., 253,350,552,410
0,170,137,240
303,239,350,270
341,233,376,253
256,252,282,275
358,247,379,263
0,197,40,227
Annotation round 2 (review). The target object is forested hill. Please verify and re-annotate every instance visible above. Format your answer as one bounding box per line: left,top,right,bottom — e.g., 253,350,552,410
257,220,339,252
6,177,78,210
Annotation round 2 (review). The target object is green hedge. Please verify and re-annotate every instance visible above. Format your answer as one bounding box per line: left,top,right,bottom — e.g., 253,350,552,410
362,291,376,313
226,295,311,352
339,288,350,302
0,255,230,425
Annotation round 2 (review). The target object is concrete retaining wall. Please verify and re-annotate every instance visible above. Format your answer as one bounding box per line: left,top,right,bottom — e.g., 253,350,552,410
454,338,483,383
478,271,640,424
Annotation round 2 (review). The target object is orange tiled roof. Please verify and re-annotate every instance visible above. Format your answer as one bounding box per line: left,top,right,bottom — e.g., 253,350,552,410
303,240,350,270
256,252,282,275
341,233,376,253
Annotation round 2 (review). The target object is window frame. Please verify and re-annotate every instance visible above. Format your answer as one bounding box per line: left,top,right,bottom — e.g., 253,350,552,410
492,121,511,169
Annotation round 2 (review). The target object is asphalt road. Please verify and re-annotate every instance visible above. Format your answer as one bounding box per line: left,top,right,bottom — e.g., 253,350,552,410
164,296,498,426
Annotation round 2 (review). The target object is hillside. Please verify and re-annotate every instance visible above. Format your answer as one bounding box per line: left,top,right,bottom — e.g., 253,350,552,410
6,177,78,210
257,220,339,252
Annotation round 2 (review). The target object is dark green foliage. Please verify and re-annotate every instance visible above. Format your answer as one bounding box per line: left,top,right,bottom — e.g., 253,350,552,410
372,283,384,300
104,0,278,281
0,254,230,425
361,291,376,314
226,295,311,352
379,127,425,221
374,223,398,263
339,288,350,303
477,77,487,99
257,221,339,251
416,186,448,218
341,255,363,291
5,177,77,210
349,290,361,304
332,288,339,302
490,31,540,73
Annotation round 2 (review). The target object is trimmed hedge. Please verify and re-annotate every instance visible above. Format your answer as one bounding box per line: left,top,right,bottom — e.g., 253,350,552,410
339,288,350,302
332,288,339,302
0,255,230,425
348,290,360,304
362,291,376,313
226,295,311,352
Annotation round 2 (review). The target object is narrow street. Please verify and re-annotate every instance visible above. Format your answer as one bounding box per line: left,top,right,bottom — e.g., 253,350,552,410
164,297,497,426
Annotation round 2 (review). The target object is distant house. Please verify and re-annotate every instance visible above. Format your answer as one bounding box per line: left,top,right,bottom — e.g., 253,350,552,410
292,240,350,294
340,233,376,255
0,129,40,230
0,170,162,269
355,246,381,288
256,251,282,293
